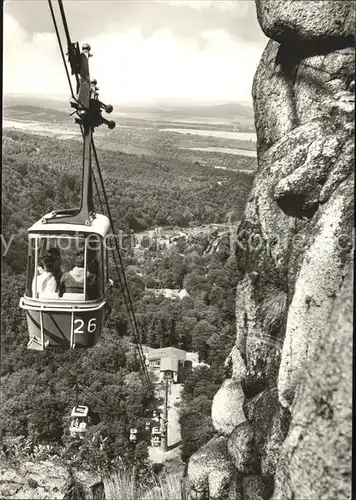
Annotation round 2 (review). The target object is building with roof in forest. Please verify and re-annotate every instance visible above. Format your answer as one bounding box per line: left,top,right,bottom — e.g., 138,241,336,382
143,346,191,383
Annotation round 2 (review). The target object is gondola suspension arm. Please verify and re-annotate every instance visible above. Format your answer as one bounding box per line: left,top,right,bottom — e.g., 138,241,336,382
44,3,115,226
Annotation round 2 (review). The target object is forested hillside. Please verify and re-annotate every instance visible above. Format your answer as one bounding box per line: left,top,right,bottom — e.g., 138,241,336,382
1,129,253,471
2,129,253,274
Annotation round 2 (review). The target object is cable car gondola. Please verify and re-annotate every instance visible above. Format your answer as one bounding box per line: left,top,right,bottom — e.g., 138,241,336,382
20,214,113,350
151,436,161,447
19,40,116,351
151,427,161,447
129,428,138,442
69,405,89,439
152,410,161,423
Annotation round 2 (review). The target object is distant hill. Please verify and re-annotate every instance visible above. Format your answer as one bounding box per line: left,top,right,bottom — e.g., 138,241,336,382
3,95,70,111
213,102,254,118
4,95,254,121
3,104,70,123
118,102,254,119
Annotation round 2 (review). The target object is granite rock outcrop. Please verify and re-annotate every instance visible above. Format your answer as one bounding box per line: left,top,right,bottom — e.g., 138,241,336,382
187,1,354,498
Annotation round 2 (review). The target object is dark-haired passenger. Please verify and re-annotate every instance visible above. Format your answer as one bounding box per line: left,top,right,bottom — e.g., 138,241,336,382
47,247,62,288
32,253,59,297
86,259,100,299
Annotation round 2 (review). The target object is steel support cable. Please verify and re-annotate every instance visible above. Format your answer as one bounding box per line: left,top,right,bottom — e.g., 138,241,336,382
77,125,105,214
101,242,151,391
112,255,152,391
48,349,154,436
109,245,151,388
92,169,105,215
91,140,153,393
48,0,117,223
47,0,76,99
91,142,145,347
110,249,152,389
57,0,72,50
47,350,107,406
106,243,146,369
47,349,125,418
57,0,81,93
90,142,146,350
48,0,153,395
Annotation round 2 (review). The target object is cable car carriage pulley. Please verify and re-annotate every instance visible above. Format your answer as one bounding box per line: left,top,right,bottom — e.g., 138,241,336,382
19,32,116,351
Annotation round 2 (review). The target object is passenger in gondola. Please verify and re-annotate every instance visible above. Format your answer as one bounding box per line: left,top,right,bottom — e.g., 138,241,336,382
59,251,85,296
32,253,59,297
79,420,87,431
86,259,99,299
47,247,62,286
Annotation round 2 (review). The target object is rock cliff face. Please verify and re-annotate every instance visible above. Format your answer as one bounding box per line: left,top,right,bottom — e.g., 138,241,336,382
0,461,104,500
187,1,354,499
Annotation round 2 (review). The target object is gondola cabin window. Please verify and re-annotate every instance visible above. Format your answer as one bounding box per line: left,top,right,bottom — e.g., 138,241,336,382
26,234,103,301
85,234,103,301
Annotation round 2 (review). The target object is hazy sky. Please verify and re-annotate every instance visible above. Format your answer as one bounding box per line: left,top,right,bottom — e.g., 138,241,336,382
3,0,267,105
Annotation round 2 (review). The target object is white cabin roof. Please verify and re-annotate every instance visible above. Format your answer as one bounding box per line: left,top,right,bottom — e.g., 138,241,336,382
145,288,190,300
28,213,111,238
144,346,187,361
71,405,89,417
